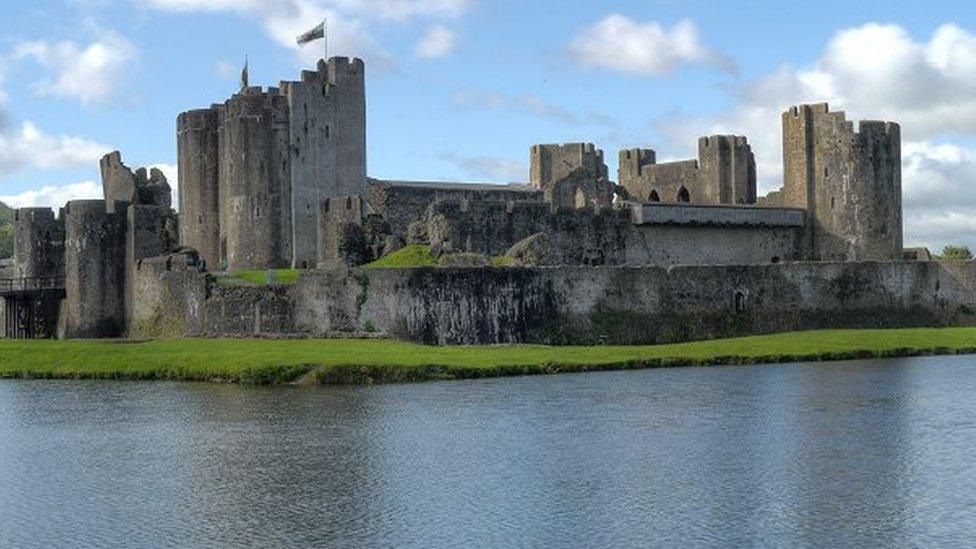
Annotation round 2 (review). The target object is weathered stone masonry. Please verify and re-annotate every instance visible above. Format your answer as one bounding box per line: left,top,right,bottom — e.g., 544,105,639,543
129,261,976,345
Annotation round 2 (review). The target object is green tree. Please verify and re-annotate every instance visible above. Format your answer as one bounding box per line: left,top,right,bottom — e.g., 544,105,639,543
939,245,973,260
0,201,12,260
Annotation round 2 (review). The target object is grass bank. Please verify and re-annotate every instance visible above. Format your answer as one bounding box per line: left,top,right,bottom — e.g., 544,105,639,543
1,328,975,385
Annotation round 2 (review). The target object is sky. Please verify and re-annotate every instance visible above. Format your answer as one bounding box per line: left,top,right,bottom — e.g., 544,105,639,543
0,0,975,252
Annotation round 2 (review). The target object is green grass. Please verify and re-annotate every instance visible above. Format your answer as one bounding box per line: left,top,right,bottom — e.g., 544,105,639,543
1,328,975,385
364,244,514,269
363,245,436,269
215,268,301,286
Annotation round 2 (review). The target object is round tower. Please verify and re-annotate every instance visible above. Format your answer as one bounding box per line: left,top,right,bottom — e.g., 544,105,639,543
218,91,290,270
62,200,126,338
177,108,221,269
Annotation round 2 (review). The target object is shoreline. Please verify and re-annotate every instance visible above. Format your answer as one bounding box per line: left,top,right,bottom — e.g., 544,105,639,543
1,328,975,385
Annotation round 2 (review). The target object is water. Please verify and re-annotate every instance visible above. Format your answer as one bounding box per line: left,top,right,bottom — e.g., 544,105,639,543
2,356,976,547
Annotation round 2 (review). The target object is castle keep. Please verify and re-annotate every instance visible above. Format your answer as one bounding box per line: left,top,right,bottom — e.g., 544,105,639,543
2,56,962,344
177,57,365,271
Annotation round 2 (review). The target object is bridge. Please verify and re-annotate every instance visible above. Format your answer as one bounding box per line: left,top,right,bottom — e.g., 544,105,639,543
0,277,65,339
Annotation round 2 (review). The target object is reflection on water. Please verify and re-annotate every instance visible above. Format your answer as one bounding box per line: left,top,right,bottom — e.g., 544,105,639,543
2,356,976,547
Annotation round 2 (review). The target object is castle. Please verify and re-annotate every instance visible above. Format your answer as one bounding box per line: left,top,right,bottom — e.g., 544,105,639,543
3,57,971,345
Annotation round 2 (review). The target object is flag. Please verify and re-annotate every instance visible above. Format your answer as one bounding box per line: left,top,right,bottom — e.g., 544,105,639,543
297,21,326,47
240,56,249,90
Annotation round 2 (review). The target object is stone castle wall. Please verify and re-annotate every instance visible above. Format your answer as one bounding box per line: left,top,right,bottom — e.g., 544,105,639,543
129,261,976,345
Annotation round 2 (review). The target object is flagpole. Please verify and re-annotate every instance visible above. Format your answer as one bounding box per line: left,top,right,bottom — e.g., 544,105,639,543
323,19,328,61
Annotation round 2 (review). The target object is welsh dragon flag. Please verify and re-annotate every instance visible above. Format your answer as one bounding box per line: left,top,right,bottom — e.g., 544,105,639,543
297,21,326,47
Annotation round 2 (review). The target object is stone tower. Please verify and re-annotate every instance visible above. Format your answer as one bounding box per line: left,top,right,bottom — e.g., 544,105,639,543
177,57,367,271
781,103,902,261
529,143,608,190
12,207,65,280
61,200,126,339
698,135,756,204
176,108,220,269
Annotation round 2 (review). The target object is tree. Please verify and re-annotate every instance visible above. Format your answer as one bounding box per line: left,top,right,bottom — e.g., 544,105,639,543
939,245,973,260
0,201,12,259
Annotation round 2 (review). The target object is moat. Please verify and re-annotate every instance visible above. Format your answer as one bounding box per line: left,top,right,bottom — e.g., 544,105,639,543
2,356,975,547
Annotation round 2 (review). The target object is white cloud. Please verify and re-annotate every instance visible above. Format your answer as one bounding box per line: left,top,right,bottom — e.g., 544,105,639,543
651,22,976,251
415,24,458,59
136,0,474,67
450,88,614,127
215,59,238,79
151,163,179,210
0,162,177,212
333,0,471,21
0,180,102,209
0,121,111,174
12,31,138,105
569,16,735,76
439,153,524,182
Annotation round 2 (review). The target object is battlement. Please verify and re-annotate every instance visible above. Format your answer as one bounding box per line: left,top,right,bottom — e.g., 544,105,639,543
65,199,111,218
14,207,60,224
857,120,900,137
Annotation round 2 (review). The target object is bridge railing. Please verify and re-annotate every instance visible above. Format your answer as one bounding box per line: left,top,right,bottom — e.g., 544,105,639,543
0,276,66,293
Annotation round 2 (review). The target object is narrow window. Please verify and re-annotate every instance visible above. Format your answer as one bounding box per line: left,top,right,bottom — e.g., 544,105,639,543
830,197,836,210
325,125,330,139
734,291,746,314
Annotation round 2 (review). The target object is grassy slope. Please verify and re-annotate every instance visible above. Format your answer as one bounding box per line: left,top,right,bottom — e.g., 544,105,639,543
1,328,975,385
215,269,300,286
363,245,436,269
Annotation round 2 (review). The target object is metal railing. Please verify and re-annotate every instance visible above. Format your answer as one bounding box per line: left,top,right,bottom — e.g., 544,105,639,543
0,276,65,293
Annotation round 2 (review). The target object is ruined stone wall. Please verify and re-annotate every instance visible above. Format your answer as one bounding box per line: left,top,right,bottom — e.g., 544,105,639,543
366,179,542,239
317,195,369,267
13,207,65,280
177,108,221,269
777,103,902,261
619,136,756,205
529,143,608,191
130,253,295,338
218,89,292,270
291,261,976,345
60,200,126,338
124,204,178,328
100,152,172,215
427,200,804,265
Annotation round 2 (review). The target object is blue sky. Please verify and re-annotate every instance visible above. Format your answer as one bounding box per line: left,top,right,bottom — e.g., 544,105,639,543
1,0,976,250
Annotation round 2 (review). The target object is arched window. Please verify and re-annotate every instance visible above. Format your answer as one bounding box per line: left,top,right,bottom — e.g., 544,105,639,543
648,190,660,202
677,186,690,203
734,291,746,314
